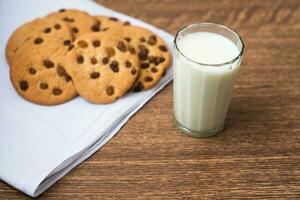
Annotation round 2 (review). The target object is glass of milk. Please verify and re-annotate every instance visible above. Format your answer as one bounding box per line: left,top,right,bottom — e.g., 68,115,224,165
173,23,245,137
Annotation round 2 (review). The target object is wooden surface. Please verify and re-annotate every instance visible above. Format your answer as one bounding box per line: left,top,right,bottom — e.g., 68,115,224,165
1,0,300,199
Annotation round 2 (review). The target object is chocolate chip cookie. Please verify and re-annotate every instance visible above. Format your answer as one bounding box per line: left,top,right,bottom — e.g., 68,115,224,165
10,35,77,105
7,8,171,106
47,9,98,38
6,17,72,65
108,26,171,91
65,32,140,104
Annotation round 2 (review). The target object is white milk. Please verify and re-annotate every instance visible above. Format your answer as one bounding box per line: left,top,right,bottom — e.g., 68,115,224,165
174,32,241,135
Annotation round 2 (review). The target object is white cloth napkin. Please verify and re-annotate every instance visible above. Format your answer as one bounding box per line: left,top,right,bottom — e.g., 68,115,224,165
0,0,173,197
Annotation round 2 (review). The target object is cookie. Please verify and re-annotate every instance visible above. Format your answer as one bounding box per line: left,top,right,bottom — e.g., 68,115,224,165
108,26,171,91
65,33,140,104
6,17,72,65
47,9,98,38
93,15,132,32
10,35,77,105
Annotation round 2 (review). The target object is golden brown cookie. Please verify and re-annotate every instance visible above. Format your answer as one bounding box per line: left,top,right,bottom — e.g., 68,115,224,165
108,26,171,91
47,9,98,38
10,35,77,105
65,33,140,104
6,17,72,65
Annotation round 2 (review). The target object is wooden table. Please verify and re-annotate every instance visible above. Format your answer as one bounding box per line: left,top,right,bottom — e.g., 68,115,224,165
1,0,300,199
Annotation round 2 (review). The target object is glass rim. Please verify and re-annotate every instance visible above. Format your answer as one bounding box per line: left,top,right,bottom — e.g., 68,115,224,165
174,22,245,67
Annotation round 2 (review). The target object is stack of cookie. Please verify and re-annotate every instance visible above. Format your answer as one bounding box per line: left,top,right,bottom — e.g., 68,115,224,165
6,9,171,105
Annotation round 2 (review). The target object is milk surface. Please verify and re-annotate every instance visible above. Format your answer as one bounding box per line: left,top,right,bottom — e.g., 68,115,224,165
178,32,239,64
174,32,241,134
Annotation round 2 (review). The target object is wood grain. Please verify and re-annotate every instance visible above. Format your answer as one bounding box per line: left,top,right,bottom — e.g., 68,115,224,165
1,0,300,199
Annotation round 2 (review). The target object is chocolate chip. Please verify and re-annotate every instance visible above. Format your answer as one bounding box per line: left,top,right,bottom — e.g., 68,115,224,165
34,37,43,44
125,60,132,68
117,41,127,52
110,61,119,73
159,45,168,52
90,71,100,79
139,37,146,43
54,24,61,30
92,40,101,47
52,88,62,95
106,86,115,96
152,57,160,65
39,82,48,90
153,56,165,65
65,75,72,82
128,46,136,54
159,57,165,63
19,80,29,91
43,59,54,68
91,24,100,32
144,76,153,82
105,47,115,57
63,40,71,46
151,67,158,73
63,17,74,22
44,27,51,33
57,65,66,77
59,8,66,12
63,17,69,21
123,21,131,26
102,27,109,31
147,35,157,45
28,67,36,75
95,20,101,25
151,57,158,64
109,17,119,21
124,37,131,43
72,27,79,33
138,49,149,60
131,68,137,75
102,57,109,65
148,56,155,63
140,62,149,69
68,44,74,51
77,55,84,64
133,82,143,92
90,57,97,65
77,40,88,48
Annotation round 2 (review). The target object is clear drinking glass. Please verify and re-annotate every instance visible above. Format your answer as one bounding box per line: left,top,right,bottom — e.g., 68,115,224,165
173,23,245,137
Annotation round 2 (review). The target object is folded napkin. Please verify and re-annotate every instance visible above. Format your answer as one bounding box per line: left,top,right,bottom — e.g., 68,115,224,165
0,0,173,197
